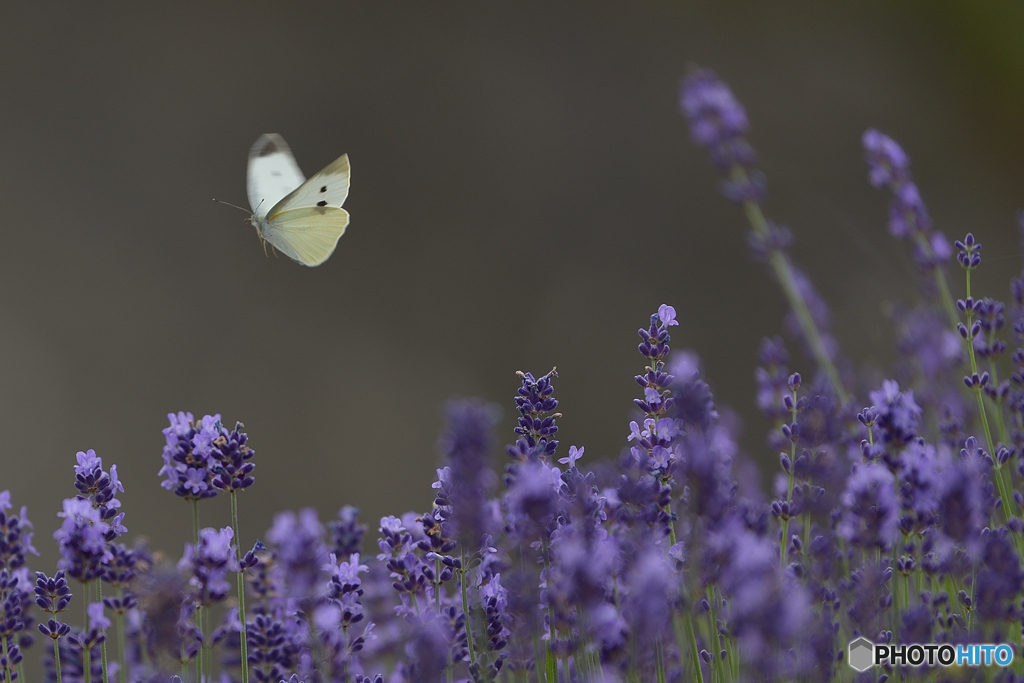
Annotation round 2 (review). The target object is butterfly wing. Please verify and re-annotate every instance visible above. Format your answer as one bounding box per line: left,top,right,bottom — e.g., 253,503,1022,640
261,206,351,267
247,134,306,214
268,153,350,214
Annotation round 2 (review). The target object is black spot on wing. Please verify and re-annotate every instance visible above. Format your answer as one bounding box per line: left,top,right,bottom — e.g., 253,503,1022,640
255,138,281,157
320,186,327,193
317,200,327,207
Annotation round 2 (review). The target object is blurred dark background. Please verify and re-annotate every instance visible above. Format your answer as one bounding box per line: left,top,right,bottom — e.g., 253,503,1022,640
1,1,1023,572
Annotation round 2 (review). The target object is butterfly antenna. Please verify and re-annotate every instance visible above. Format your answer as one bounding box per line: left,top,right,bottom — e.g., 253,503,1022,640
212,198,252,214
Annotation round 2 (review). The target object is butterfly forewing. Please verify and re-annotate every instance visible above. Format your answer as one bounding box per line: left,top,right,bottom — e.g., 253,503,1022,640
261,207,351,267
247,133,306,214
268,153,350,218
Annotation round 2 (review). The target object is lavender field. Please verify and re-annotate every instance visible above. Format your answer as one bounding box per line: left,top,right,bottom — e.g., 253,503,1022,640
3,66,1024,682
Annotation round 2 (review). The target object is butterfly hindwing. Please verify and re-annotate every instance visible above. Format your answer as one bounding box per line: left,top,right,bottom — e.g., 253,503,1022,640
261,206,351,267
241,133,352,267
247,133,306,214
269,153,350,216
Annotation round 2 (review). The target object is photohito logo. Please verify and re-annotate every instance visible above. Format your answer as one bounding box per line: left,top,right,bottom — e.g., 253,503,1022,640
847,637,1014,672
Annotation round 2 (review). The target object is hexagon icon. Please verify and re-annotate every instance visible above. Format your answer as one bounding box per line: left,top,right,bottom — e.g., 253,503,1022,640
848,637,874,672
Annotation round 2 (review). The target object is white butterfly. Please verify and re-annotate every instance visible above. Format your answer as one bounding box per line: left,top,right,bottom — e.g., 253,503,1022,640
244,133,351,267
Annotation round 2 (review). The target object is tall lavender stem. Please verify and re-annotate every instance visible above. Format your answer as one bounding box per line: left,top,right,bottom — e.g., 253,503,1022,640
230,491,250,683
739,170,849,405
681,69,849,404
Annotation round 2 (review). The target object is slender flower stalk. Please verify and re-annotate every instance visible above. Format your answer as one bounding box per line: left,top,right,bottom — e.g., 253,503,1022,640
778,373,802,567
161,414,257,683
681,69,849,404
630,304,681,544
862,129,957,327
36,572,72,683
230,493,250,683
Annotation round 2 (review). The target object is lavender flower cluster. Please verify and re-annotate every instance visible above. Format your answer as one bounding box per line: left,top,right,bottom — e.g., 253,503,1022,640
2,68,1024,683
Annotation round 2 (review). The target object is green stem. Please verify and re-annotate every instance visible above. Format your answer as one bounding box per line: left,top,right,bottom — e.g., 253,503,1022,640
96,580,109,683
540,537,558,682
191,496,204,681
683,609,705,683
890,540,902,638
736,171,849,405
987,359,1009,446
654,639,667,683
964,271,996,455
53,635,63,683
230,491,250,683
195,602,204,683
910,233,959,328
459,552,477,665
706,586,725,683
115,586,127,683
191,498,200,543
546,645,558,683
961,271,1018,542
671,614,692,683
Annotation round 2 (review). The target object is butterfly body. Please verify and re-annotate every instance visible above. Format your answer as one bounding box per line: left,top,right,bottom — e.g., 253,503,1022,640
245,133,351,267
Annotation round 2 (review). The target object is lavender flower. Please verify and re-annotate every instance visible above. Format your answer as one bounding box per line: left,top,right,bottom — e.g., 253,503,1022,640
621,549,677,642
65,602,109,681
438,398,501,552
504,461,562,530
838,463,899,552
35,571,72,643
54,497,112,582
399,615,450,683
477,573,510,659
0,570,24,680
755,337,792,426
204,420,256,493
34,571,72,616
868,379,923,449
265,508,328,605
376,516,431,613
936,441,991,546
973,528,1023,623
324,552,369,630
0,506,36,669
159,411,218,500
328,506,366,558
708,521,810,677
679,68,763,203
73,449,126,539
101,541,142,619
178,526,239,605
505,368,560,476
247,609,303,683
863,129,951,271
684,70,850,403
634,307,677,418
